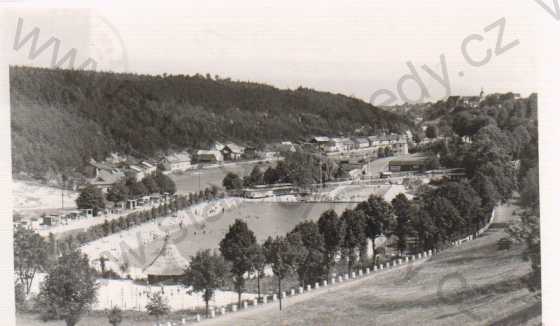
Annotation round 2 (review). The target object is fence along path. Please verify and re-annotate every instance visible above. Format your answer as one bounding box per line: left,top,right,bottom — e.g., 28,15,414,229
151,208,497,326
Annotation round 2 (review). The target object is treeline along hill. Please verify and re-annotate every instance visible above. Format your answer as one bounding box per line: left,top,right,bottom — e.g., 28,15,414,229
10,66,413,180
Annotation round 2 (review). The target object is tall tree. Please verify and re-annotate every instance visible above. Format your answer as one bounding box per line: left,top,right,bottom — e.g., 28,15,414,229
317,209,343,277
519,166,539,211
469,172,500,216
287,221,325,286
425,125,438,139
222,172,243,190
154,171,177,194
244,166,264,187
183,249,229,317
250,243,267,302
37,250,98,326
508,209,540,294
106,182,129,204
434,182,482,237
14,227,48,295
508,161,540,294
219,219,257,307
263,167,279,185
421,192,462,245
142,175,160,194
340,209,367,273
409,203,436,252
355,195,394,265
263,236,299,311
76,184,105,216
391,193,413,255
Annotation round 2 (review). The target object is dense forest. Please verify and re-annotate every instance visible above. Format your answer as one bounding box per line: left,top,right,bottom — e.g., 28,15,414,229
10,66,413,180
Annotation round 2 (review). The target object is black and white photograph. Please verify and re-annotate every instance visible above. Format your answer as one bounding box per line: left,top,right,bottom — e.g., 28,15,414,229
2,1,556,325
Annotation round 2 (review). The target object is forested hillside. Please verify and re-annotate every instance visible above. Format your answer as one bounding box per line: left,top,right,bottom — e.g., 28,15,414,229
10,66,413,180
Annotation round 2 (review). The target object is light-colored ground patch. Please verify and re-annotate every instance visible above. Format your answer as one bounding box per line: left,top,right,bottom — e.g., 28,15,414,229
80,197,245,278
91,279,256,311
13,180,78,211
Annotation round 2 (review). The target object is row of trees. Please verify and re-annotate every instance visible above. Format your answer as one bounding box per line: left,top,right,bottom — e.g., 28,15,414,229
223,152,346,191
185,174,498,315
416,93,540,295
45,186,222,269
76,172,177,215
107,172,177,203
188,105,529,312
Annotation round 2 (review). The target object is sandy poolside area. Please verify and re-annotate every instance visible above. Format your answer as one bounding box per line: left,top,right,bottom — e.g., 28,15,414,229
13,180,78,211
80,197,245,278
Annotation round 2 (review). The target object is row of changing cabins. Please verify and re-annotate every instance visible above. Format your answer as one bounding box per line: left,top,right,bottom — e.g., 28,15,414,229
17,193,175,229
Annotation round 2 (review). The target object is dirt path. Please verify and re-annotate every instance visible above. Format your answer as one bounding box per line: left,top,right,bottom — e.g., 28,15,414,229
197,258,430,326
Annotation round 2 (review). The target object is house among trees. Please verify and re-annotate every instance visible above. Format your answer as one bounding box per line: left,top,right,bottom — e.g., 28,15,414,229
162,152,192,172
447,90,485,109
310,136,331,151
210,141,226,152
325,138,342,153
222,143,245,160
341,138,355,151
87,159,125,193
353,137,370,149
388,156,430,172
128,165,145,182
196,150,224,163
141,161,157,175
368,136,381,148
42,214,62,226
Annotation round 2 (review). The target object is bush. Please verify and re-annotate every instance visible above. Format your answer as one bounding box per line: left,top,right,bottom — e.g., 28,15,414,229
497,237,513,250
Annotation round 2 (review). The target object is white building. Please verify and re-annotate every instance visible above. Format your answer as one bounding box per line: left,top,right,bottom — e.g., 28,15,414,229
141,161,157,175
197,150,224,163
129,165,145,181
163,152,192,172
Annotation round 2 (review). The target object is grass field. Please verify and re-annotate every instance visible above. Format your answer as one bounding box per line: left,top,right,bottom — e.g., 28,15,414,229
170,161,274,194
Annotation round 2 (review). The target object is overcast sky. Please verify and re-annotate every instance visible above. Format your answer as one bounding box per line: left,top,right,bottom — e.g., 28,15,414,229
3,1,541,105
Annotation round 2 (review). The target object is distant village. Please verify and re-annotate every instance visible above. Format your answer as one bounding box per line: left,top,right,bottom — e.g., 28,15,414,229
87,132,411,194
15,132,415,231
